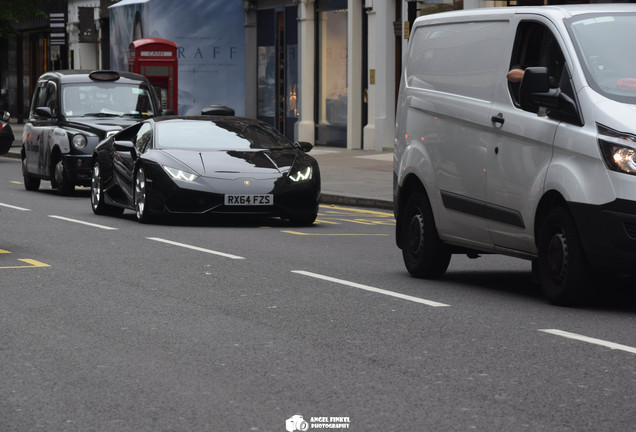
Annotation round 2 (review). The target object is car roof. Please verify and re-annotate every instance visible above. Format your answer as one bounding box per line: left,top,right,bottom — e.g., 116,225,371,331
413,4,636,25
37,69,151,85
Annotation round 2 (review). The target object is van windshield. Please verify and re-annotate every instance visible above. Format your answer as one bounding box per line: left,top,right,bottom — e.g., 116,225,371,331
567,13,636,104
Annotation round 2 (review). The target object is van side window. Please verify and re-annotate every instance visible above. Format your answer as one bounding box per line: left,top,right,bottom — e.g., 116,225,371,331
406,21,508,101
509,22,565,105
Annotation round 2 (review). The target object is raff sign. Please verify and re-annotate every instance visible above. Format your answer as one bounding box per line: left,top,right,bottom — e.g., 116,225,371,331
109,0,246,116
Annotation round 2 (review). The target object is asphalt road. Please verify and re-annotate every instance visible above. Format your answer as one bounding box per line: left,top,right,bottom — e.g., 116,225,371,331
2,155,636,432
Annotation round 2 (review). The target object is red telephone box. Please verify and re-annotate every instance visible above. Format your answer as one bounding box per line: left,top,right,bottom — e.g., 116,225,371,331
129,38,178,114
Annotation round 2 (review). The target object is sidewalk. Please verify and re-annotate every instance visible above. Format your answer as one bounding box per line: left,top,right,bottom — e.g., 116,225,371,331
4,120,394,210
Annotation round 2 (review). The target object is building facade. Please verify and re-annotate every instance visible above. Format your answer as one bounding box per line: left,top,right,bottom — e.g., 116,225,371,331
3,0,625,148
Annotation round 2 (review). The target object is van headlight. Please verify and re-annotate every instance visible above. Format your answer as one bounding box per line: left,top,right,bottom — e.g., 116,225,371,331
72,134,87,149
599,140,636,176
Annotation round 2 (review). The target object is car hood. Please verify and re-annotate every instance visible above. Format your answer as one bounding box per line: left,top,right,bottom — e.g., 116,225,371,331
160,149,298,177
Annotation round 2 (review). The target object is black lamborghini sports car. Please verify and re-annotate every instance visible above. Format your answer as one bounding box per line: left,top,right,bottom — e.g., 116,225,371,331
90,116,320,225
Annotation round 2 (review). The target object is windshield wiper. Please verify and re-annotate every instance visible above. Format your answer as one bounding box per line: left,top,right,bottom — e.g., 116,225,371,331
84,112,122,117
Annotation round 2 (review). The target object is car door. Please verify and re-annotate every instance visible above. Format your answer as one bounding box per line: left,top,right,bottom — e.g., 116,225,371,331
487,17,567,253
113,121,152,202
24,80,58,177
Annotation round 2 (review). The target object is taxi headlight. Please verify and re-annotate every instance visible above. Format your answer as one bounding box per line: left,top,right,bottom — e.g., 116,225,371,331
163,165,198,182
600,140,636,175
72,134,87,149
289,166,312,182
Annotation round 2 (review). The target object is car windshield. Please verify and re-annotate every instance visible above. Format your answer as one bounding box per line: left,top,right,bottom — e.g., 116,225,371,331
155,119,295,150
62,84,155,118
567,13,636,104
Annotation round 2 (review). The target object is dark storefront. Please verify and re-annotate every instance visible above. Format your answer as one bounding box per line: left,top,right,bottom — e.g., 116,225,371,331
257,5,299,140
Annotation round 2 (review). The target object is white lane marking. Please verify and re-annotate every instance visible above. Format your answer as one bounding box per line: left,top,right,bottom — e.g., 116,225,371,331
48,215,118,230
540,329,636,355
147,237,245,260
0,202,31,211
291,270,450,307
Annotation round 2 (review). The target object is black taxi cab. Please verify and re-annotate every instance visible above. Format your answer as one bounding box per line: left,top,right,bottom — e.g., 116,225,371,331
21,70,162,194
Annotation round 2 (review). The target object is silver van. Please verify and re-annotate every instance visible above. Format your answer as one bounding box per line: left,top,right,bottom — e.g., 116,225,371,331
394,5,636,305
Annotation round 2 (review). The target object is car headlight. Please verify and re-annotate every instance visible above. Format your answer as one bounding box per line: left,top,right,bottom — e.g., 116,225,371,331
72,134,87,149
599,140,636,176
289,166,312,182
162,165,198,182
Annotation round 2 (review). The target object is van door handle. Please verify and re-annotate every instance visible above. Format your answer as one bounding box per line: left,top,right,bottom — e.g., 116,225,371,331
491,113,505,126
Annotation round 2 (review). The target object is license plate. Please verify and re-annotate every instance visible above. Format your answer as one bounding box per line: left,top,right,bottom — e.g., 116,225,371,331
224,194,273,206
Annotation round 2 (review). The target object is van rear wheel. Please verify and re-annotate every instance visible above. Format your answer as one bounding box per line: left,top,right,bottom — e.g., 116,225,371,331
400,191,451,278
537,206,591,305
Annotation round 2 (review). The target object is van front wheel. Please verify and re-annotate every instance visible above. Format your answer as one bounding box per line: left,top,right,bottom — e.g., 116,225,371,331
400,191,451,278
537,206,590,305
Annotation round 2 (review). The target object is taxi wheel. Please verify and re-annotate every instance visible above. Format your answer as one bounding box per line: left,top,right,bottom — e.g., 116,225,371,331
400,191,451,278
537,206,591,306
22,154,40,191
134,167,153,223
53,158,74,196
91,161,123,216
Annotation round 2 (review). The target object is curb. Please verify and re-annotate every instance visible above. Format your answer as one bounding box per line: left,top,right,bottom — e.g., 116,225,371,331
319,193,393,211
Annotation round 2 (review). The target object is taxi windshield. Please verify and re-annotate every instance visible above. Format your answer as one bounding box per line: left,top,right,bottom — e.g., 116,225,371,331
567,13,636,104
62,84,155,118
155,119,295,150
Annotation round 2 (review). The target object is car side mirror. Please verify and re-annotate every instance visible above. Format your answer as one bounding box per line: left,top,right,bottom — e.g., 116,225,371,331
114,140,135,152
1,110,9,121
295,141,313,153
35,107,54,118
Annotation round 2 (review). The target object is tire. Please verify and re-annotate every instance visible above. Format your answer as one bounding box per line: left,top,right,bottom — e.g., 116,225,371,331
400,191,451,278
53,158,74,196
537,206,591,306
22,154,40,191
91,161,124,216
134,166,153,223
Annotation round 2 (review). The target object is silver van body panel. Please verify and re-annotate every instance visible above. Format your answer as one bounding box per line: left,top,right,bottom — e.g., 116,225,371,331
395,5,636,272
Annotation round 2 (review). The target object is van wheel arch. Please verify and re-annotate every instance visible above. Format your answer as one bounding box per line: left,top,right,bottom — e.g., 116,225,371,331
534,191,568,247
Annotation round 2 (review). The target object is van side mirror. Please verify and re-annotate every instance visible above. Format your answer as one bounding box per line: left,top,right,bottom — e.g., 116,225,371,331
519,67,559,113
519,66,583,126
35,107,54,118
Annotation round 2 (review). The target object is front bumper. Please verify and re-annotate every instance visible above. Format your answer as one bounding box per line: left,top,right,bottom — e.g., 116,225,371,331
145,165,320,218
570,199,636,275
62,154,93,186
